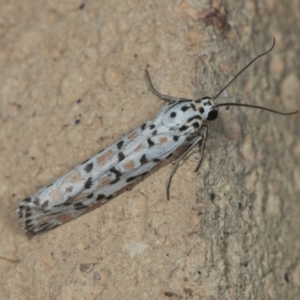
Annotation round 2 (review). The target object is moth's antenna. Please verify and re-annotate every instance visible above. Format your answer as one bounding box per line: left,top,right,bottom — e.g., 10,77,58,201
213,38,275,101
213,38,298,115
216,102,298,115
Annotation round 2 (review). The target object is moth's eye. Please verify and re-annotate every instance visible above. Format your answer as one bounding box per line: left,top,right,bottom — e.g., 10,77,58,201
207,109,218,121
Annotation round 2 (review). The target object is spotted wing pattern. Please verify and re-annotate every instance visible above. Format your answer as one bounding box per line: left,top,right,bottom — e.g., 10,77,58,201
16,97,216,234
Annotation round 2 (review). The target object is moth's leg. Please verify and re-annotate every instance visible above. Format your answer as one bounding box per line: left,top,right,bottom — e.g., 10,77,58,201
166,125,208,200
145,69,181,103
194,125,208,172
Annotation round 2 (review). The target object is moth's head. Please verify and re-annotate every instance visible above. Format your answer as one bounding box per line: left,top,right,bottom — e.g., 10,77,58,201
195,97,218,121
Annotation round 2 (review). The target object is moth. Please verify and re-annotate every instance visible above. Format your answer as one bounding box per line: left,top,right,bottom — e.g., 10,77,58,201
16,39,297,234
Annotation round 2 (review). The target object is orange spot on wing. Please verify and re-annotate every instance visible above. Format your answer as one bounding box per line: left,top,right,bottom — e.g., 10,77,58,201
99,176,111,187
128,131,137,140
124,160,134,170
134,144,143,152
69,172,83,183
159,136,168,144
50,188,63,201
97,150,113,164
57,214,73,223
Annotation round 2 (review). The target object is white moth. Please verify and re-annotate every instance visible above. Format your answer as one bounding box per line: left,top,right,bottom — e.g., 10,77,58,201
16,39,297,234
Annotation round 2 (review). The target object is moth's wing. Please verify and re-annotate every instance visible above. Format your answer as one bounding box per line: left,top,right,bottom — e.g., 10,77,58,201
20,159,160,234
17,123,188,234
63,123,189,206
16,120,155,234
35,128,185,230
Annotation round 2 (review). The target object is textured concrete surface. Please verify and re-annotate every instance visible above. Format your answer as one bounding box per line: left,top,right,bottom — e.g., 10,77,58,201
0,0,299,299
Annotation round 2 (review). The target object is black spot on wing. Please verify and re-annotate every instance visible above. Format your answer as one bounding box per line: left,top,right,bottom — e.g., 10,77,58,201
118,152,125,162
199,107,204,114
97,194,106,201
179,125,188,132
147,138,155,147
84,162,93,173
110,167,122,184
140,154,148,165
126,172,148,182
181,105,189,112
173,136,179,142
150,124,155,129
116,140,124,150
170,112,176,118
126,176,140,182
84,177,93,189
192,122,200,129
110,167,122,177
141,123,147,130
187,115,202,122
110,177,119,184
87,193,94,199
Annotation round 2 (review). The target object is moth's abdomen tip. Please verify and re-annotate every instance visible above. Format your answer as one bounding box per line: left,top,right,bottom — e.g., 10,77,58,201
15,198,48,234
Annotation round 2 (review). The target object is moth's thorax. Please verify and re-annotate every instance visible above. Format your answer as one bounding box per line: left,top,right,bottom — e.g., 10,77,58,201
161,97,218,134
194,97,218,121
